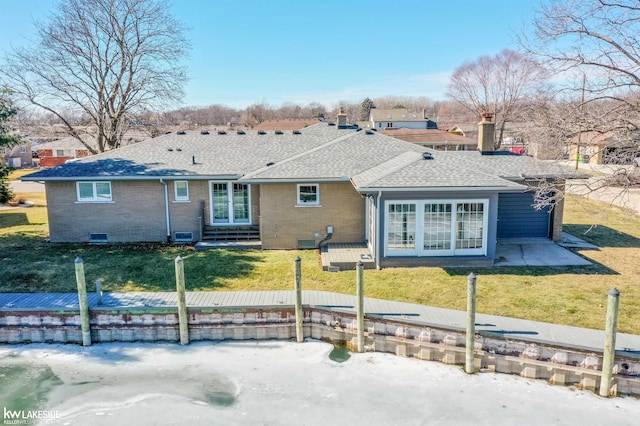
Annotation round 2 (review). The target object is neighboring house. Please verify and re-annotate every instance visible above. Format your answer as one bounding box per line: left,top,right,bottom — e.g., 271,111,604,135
37,136,94,167
378,128,477,151
253,118,320,131
24,112,583,268
2,141,33,168
37,133,146,167
369,108,437,130
566,131,639,165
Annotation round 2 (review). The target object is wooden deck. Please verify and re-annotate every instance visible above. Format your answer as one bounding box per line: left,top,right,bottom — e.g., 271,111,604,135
320,243,376,271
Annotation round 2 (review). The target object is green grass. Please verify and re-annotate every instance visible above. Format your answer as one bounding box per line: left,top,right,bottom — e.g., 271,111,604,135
1,192,640,334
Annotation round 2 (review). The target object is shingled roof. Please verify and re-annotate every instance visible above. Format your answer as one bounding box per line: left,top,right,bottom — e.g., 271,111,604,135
24,122,585,190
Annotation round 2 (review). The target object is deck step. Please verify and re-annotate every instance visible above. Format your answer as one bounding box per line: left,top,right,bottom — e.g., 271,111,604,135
202,225,260,242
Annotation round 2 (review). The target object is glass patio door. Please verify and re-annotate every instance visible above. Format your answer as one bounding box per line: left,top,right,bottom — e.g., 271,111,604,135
210,182,250,224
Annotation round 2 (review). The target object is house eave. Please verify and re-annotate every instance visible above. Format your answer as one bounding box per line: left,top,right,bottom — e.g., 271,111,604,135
239,177,351,184
355,185,527,194
22,174,243,182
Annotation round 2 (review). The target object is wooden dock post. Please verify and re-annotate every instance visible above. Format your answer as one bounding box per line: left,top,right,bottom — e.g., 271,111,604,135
465,273,477,374
356,261,365,353
175,256,189,345
599,287,620,397
74,257,91,346
294,256,304,343
95,279,103,306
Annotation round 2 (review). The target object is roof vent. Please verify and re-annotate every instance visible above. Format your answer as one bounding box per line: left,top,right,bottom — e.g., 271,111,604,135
237,130,246,135
266,162,274,166
422,152,434,160
327,122,335,126
365,130,374,135
176,148,182,151
177,130,186,135
257,130,267,135
217,130,226,135
200,130,210,135
275,130,283,135
292,130,301,135
167,148,174,151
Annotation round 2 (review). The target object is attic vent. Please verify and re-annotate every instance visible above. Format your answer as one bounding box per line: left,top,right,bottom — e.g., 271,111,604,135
266,162,275,166
422,152,434,160
257,130,267,135
217,130,227,135
292,130,302,135
365,130,374,135
177,130,186,135
275,130,283,135
89,233,108,244
167,148,174,151
327,122,335,126
297,239,317,249
176,148,182,151
237,130,246,135
174,232,193,243
200,130,210,135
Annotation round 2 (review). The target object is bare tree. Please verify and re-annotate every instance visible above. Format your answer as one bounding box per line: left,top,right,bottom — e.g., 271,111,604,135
521,1,640,212
1,0,189,153
446,49,547,148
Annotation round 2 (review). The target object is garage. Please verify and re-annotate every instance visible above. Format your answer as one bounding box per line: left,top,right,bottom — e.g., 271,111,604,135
497,192,551,239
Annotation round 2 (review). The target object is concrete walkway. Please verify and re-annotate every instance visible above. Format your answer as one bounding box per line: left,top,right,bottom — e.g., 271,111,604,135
1,290,638,357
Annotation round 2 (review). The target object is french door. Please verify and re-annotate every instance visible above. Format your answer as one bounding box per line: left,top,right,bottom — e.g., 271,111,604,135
210,182,251,225
385,199,488,257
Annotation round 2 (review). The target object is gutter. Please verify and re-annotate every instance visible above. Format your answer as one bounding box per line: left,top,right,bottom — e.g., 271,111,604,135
357,185,527,193
21,175,242,182
160,179,171,243
375,190,381,270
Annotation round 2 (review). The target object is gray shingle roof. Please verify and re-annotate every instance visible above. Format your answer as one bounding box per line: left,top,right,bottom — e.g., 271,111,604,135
23,122,586,191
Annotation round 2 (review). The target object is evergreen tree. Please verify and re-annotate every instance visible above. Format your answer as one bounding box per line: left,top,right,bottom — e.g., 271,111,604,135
360,97,375,121
0,89,18,203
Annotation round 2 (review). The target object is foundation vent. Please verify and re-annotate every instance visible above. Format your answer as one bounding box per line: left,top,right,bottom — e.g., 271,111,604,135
174,232,193,243
297,239,317,249
89,233,108,244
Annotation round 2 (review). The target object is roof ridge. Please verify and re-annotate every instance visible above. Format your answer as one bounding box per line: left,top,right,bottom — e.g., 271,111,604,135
241,130,359,179
351,151,424,188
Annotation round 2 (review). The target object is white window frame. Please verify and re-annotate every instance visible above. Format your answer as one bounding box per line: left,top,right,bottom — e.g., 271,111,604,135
297,184,320,206
76,181,112,202
174,180,189,202
384,199,489,257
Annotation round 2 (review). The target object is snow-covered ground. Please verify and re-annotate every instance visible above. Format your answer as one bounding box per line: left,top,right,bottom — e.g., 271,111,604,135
0,341,637,425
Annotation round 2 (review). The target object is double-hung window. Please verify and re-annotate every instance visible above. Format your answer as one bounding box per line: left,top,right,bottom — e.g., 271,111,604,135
297,184,320,206
77,182,112,202
174,181,189,201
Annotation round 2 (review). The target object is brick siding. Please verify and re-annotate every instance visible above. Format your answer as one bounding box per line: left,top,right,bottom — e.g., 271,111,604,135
259,183,365,249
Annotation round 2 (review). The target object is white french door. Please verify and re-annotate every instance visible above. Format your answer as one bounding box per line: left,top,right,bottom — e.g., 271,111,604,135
210,182,251,225
385,199,488,257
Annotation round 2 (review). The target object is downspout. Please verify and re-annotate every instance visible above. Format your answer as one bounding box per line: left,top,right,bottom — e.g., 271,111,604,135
375,190,382,270
160,179,171,243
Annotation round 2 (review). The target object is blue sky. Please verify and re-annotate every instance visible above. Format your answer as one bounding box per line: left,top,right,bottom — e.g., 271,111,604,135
0,0,544,109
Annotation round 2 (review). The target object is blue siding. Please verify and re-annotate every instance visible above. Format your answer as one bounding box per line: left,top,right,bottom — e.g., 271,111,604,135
497,192,550,238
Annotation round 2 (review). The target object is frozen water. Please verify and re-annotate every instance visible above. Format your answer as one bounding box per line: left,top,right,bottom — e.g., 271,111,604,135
0,341,637,425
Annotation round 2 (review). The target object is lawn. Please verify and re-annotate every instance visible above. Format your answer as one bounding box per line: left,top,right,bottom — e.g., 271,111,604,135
1,190,639,334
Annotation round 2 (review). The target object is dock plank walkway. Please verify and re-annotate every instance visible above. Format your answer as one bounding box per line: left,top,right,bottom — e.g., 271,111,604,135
0,290,638,356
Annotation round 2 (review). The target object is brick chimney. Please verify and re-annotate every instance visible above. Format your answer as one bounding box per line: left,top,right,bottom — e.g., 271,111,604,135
337,108,347,129
478,112,495,154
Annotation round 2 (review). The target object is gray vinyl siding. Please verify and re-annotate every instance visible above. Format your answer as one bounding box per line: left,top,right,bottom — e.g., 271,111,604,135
497,192,551,239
